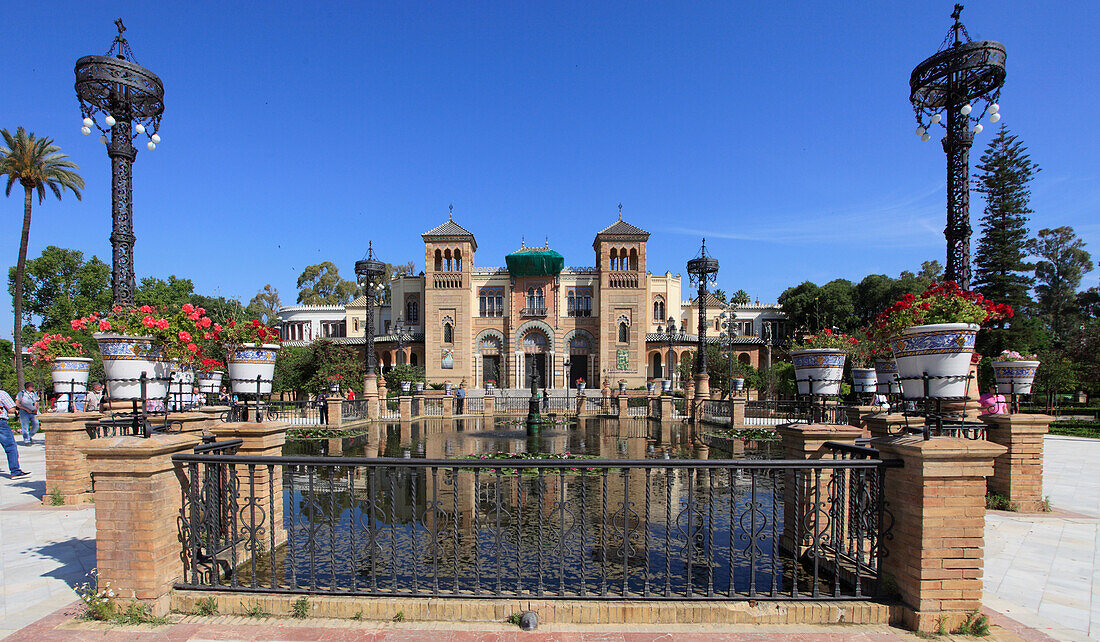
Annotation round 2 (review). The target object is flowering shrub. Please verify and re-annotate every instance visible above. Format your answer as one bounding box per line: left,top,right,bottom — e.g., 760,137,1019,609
197,357,224,373
996,349,1037,362
27,333,86,363
575,377,586,385
790,328,860,351
72,303,214,365
76,569,116,621
220,318,282,349
875,281,1013,338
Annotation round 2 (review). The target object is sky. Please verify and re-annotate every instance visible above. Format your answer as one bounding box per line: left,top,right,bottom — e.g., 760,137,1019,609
4,1,1099,339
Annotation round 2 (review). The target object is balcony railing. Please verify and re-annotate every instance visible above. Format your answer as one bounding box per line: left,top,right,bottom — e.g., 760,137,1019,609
521,306,548,317
609,271,639,288
568,308,593,317
433,271,463,289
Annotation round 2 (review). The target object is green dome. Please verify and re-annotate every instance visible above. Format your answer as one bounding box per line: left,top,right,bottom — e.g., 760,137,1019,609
505,248,565,277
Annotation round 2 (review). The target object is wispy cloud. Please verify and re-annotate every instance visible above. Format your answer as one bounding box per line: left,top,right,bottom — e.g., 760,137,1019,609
663,183,948,248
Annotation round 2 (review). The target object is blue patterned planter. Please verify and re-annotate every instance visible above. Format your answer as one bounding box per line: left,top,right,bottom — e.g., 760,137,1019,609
227,343,280,395
992,360,1039,395
51,357,92,394
94,332,171,400
851,368,878,394
791,349,846,396
890,323,978,399
732,378,745,391
197,370,224,394
874,359,901,394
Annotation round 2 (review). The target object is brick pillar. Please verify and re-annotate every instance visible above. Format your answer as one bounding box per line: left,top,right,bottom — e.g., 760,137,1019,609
40,412,99,505
172,412,209,434
659,396,673,421
865,412,915,441
326,398,343,426
777,423,863,553
617,394,629,420
600,387,612,415
871,435,1006,632
195,405,229,429
483,393,495,416
399,395,412,420
443,395,454,418
81,433,203,615
210,421,288,545
731,398,745,427
979,413,1051,512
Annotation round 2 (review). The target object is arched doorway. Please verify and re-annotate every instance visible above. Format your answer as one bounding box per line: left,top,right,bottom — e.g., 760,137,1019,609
479,335,502,387
568,334,591,387
521,330,549,388
650,352,663,379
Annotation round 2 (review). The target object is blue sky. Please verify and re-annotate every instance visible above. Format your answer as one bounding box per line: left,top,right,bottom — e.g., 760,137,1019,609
4,1,1098,338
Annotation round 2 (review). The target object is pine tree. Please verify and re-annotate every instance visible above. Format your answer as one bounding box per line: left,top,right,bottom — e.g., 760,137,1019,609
972,127,1041,354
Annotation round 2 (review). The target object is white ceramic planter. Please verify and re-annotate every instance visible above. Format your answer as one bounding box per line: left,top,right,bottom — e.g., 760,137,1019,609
647,381,656,392
618,381,627,392
197,370,224,394
401,382,412,393
51,357,92,394
732,378,745,391
874,359,901,394
94,332,170,400
577,382,586,390
791,349,846,396
992,360,1040,395
661,379,672,392
227,343,280,395
415,382,425,392
851,368,878,394
890,323,978,399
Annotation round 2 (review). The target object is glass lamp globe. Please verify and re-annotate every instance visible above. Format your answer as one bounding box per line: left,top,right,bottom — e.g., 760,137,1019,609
960,104,972,116
105,115,116,127
81,126,91,135
82,117,93,127
921,133,931,142
990,113,1001,123
931,113,942,124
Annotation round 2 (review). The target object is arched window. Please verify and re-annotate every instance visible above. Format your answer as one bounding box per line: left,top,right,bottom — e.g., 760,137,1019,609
535,287,544,310
443,323,453,343
454,249,462,271
610,248,619,271
434,249,442,271
567,289,575,315
569,335,589,352
405,297,419,323
738,353,751,365
444,249,452,272
629,248,638,271
410,352,418,366
526,287,536,310
618,321,629,343
715,318,720,331
653,298,665,321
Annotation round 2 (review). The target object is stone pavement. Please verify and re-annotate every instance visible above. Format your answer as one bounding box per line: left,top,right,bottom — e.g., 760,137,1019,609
984,434,1100,641
0,433,1096,640
0,442,97,639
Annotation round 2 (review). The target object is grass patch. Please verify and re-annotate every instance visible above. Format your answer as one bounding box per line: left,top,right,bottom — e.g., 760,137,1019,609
352,609,363,621
1047,420,1100,439
49,487,64,506
1040,496,1053,512
195,596,218,616
392,610,405,622
292,597,309,619
986,493,1018,512
244,603,268,618
112,603,169,626
953,610,989,636
507,612,523,625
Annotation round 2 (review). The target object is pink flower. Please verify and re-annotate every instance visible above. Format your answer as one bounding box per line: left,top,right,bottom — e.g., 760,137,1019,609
187,343,199,353
99,320,111,332
199,317,212,328
188,312,200,321
142,315,156,328
156,318,170,330
70,320,81,330
178,331,192,342
181,303,194,314
140,305,153,314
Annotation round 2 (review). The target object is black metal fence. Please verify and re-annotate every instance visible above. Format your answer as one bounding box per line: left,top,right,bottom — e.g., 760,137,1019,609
173,453,895,601
342,400,371,423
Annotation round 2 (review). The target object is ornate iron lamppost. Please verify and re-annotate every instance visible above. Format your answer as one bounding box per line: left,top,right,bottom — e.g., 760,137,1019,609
687,239,719,402
910,4,1006,289
355,242,386,402
75,19,165,306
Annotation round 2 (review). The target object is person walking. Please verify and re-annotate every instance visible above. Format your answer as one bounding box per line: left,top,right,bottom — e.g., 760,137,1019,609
0,389,30,478
15,383,40,445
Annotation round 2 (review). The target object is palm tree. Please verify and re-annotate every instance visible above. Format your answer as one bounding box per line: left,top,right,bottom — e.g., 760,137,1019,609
1,127,84,389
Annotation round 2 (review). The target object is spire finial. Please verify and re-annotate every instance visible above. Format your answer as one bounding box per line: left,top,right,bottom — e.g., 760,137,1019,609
951,4,964,45
448,203,453,221
545,236,549,249
521,236,525,249
618,203,623,220
367,240,374,259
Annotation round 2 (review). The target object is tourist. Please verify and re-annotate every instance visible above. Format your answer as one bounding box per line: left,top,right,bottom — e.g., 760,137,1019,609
52,393,70,413
455,384,465,414
979,385,1008,415
317,391,329,424
15,383,40,445
0,389,29,479
217,387,232,406
873,393,890,411
347,388,355,401
84,382,104,413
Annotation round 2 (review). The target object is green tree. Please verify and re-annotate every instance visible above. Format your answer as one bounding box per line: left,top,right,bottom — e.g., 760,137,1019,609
712,289,728,305
297,262,361,305
245,284,282,324
918,260,943,282
972,128,1040,354
730,289,750,307
375,261,416,305
778,280,857,335
8,246,110,332
1027,227,1093,345
135,275,196,309
1,127,84,389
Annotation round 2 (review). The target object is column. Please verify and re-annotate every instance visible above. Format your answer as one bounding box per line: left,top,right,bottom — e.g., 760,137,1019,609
617,394,628,420
979,413,1052,512
81,433,203,615
865,412,915,441
326,397,343,426
40,412,100,505
399,395,412,421
871,434,1006,632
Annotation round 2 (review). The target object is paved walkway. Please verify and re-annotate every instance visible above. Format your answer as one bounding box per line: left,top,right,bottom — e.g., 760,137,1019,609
984,435,1100,641
0,434,1096,640
0,443,97,639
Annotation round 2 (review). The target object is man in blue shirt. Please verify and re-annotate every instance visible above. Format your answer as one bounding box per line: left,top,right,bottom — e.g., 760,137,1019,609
0,390,30,478
15,383,39,445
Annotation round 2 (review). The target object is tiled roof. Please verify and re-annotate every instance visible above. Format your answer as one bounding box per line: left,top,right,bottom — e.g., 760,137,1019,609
688,293,727,308
422,219,475,238
595,218,650,239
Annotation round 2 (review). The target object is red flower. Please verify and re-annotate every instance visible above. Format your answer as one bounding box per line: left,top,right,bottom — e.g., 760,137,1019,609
181,303,194,314
187,343,199,353
70,319,81,330
199,317,211,328
98,319,111,332
156,318,170,330
142,315,156,328
188,312,200,321
112,306,122,312
178,331,192,342
140,305,153,314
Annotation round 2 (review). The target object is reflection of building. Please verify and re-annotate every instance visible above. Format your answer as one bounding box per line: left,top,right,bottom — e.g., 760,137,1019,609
278,210,785,388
